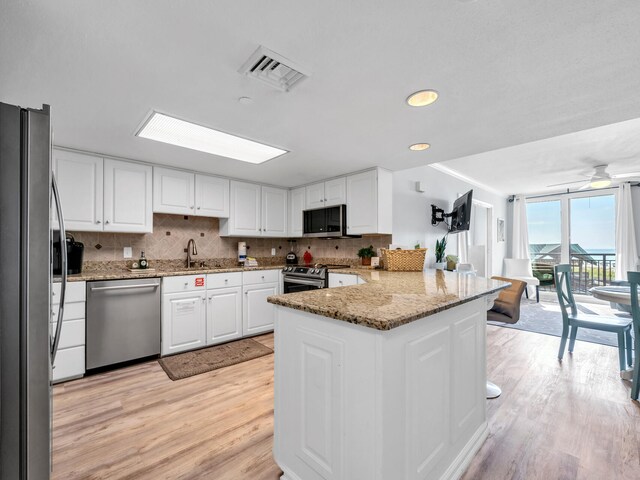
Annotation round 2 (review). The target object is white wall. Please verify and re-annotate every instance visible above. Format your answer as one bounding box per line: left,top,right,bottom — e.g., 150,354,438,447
392,165,508,276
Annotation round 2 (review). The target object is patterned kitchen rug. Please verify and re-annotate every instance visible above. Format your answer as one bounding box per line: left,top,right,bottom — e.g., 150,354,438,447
158,338,273,380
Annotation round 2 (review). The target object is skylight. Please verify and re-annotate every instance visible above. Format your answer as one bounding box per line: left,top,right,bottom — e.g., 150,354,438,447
136,112,287,164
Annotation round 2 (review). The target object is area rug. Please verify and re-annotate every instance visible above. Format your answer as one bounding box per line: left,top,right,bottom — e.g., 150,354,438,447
158,338,273,380
488,299,631,348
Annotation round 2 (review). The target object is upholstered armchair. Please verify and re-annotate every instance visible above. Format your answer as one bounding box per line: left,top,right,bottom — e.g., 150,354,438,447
487,276,527,324
503,258,540,302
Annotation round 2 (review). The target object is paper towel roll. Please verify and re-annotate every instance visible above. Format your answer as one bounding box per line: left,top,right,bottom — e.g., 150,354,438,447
238,242,247,263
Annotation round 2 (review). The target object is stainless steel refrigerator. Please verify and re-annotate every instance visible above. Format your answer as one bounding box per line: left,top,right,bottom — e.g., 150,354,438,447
0,102,67,479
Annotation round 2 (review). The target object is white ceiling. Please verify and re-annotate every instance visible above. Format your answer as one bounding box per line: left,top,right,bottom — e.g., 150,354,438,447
436,117,640,195
2,1,640,187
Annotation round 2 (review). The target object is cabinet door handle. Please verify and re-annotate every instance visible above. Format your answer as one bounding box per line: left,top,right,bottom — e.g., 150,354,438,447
96,220,101,224
324,198,327,202
225,279,228,282
197,206,201,210
105,220,110,224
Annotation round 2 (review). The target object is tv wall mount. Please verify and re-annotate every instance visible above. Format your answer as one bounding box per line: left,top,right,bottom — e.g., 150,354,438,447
431,204,453,227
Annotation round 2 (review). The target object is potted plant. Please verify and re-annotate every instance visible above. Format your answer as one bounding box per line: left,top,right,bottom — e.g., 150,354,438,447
446,254,459,271
434,236,447,270
357,245,376,266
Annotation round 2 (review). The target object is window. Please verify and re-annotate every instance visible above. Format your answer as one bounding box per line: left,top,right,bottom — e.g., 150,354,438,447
526,192,617,293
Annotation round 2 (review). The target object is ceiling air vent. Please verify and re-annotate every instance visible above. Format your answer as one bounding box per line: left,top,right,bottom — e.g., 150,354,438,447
238,46,309,92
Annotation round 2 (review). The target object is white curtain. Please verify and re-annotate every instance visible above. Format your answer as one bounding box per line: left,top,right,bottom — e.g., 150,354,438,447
511,195,530,260
615,183,639,281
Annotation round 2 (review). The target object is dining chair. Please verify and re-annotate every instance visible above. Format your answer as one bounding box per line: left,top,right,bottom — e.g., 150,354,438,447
626,272,640,400
554,264,633,371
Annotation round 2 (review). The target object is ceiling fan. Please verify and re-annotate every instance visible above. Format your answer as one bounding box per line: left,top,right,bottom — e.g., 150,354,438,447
547,164,640,190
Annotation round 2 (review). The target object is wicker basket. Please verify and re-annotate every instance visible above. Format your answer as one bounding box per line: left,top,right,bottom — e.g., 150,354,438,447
381,248,427,271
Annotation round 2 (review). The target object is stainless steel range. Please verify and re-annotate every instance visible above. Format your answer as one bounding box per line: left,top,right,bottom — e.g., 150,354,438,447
282,265,328,293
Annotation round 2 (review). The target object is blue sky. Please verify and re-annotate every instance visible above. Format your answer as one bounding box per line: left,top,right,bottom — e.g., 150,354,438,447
526,194,615,252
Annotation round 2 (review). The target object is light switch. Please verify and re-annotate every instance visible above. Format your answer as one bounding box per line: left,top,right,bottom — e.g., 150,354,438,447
271,248,276,256
123,247,132,258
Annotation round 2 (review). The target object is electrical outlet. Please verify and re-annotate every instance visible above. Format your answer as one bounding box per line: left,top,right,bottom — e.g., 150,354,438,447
271,248,276,256
123,247,132,259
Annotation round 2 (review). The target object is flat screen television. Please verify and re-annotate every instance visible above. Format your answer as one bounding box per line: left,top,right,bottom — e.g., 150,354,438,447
449,190,473,234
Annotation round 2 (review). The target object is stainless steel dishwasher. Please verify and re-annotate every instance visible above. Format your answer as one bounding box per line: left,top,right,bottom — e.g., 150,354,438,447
86,278,161,369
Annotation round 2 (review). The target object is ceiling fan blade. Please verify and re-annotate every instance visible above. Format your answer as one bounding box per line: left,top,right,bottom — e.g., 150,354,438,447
612,171,640,179
546,179,587,188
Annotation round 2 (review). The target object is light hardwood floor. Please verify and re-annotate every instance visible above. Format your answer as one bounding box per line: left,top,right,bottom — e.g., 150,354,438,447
53,328,640,479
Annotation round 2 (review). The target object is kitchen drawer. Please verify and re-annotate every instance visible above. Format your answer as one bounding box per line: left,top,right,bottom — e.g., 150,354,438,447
52,346,85,382
52,281,86,304
243,269,279,286
207,272,242,289
328,273,359,288
163,275,207,294
51,301,85,323
52,319,85,349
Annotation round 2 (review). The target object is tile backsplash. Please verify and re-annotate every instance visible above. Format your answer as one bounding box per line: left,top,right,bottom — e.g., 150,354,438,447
70,214,392,264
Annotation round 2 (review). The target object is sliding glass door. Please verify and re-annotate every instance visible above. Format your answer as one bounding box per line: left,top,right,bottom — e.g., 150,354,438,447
526,199,563,290
569,194,616,292
526,192,616,294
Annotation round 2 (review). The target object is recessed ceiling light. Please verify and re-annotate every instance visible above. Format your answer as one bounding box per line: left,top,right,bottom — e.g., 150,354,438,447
409,143,431,151
238,96,253,105
136,112,287,164
406,90,439,107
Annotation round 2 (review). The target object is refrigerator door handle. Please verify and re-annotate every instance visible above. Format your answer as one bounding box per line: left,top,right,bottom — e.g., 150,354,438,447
51,174,67,364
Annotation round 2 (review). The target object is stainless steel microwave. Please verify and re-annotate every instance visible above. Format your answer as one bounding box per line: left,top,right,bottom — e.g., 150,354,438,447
303,204,348,238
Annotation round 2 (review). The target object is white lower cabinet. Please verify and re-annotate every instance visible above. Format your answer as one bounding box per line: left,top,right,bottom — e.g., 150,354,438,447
161,270,279,355
162,291,207,356
243,282,278,336
52,281,86,383
206,286,243,345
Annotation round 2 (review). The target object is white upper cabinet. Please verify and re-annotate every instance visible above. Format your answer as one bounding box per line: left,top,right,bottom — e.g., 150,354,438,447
154,168,230,218
262,186,288,237
153,167,195,215
53,150,103,231
305,177,346,209
288,187,305,237
221,182,288,237
346,168,393,235
324,177,347,206
54,149,154,234
305,182,325,209
195,174,229,218
103,159,152,233
221,181,261,236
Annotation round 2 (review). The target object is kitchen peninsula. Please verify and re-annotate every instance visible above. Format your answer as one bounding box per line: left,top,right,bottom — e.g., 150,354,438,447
268,269,509,480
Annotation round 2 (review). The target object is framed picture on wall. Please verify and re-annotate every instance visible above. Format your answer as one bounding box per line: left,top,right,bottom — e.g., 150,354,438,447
497,218,505,242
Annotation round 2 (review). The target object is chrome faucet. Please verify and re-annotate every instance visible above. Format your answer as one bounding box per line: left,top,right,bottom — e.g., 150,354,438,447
186,238,198,269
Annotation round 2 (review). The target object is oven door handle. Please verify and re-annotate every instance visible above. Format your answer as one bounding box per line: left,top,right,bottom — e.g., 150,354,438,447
284,277,325,288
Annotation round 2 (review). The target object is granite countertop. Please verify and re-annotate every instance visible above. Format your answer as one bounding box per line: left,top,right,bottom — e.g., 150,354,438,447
268,269,510,331
67,265,286,282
